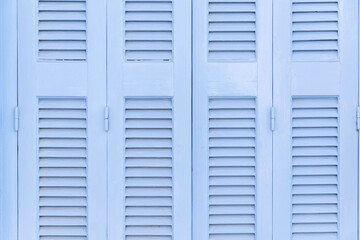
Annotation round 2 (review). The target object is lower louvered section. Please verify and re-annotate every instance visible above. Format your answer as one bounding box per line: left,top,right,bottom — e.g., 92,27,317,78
124,98,173,240
291,96,339,240
208,97,257,240
38,98,88,240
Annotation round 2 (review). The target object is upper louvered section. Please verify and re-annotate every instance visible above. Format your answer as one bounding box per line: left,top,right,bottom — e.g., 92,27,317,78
38,98,88,240
124,0,173,61
208,0,257,61
38,0,87,61
291,97,339,240
292,0,339,61
208,98,257,240
124,98,173,240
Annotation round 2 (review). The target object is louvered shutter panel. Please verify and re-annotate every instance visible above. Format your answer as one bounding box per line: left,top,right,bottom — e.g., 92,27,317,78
193,0,272,240
124,0,173,61
208,98,257,240
38,0,87,61
38,98,88,240
291,97,339,240
208,0,257,61
107,0,191,239
18,0,107,240
291,0,339,61
124,98,173,239
273,0,358,239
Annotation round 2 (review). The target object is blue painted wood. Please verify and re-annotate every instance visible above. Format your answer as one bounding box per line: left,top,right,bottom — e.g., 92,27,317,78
273,0,359,239
17,0,107,240
0,0,18,239
193,0,273,239
107,0,192,239
1,0,359,239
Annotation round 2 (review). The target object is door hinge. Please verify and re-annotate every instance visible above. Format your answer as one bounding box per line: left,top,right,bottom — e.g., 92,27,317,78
357,106,360,130
14,106,19,132
104,106,109,132
270,107,275,131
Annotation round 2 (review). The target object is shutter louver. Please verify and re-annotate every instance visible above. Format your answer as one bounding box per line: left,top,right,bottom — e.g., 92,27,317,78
291,97,339,240
38,98,88,240
208,0,257,61
124,98,173,240
125,0,173,61
292,0,339,61
208,98,256,240
38,0,87,61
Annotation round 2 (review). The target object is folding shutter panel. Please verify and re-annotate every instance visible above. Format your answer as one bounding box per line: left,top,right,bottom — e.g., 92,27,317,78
193,1,273,239
107,0,192,239
0,1,18,240
273,1,358,239
18,1,107,240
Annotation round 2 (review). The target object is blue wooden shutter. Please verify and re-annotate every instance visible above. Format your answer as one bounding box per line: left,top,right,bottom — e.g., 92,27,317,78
273,0,358,239
107,0,192,239
18,0,107,239
193,0,273,239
